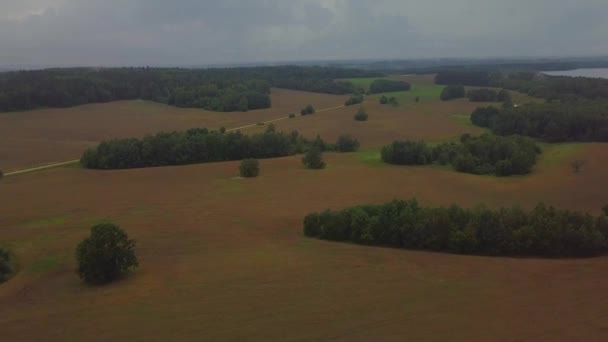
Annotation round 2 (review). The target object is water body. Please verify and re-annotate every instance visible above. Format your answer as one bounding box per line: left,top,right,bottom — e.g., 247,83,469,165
542,68,608,79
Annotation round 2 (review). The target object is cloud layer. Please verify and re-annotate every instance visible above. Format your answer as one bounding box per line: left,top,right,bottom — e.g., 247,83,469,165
1,0,607,66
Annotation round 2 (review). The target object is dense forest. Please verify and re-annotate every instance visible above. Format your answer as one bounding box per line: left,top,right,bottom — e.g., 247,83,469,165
381,134,540,176
368,79,411,94
440,85,465,101
303,199,608,257
471,102,608,142
0,66,381,112
466,88,511,102
81,126,357,169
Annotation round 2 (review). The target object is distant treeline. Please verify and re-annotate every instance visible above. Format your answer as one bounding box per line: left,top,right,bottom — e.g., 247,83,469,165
81,127,358,169
0,66,381,112
368,79,411,94
435,70,608,101
381,134,540,176
303,199,608,257
471,102,608,142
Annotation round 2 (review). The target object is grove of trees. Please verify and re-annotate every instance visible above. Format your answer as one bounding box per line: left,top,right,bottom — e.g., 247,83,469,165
335,134,360,152
302,147,326,169
345,94,364,106
0,66,382,112
76,223,138,285
368,79,411,94
303,199,608,257
440,85,465,101
381,134,540,176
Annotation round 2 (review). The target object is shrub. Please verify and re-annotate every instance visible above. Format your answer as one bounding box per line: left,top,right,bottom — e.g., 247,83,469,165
381,141,432,165
302,147,325,169
219,127,226,133
288,113,296,118
354,107,368,121
379,95,388,104
239,159,260,178
440,85,465,101
335,135,360,152
301,104,315,115
345,94,364,106
76,223,138,285
0,248,13,283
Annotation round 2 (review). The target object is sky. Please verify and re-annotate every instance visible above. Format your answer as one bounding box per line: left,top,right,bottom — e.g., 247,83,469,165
1,0,607,67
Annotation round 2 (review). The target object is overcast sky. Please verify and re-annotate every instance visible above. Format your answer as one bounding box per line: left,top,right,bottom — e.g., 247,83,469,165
1,0,607,66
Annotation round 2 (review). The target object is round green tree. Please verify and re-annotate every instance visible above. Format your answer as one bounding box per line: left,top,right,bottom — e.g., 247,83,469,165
76,223,138,285
354,107,368,121
302,147,326,169
240,159,260,178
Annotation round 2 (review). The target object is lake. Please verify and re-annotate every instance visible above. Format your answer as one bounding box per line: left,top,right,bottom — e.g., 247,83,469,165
542,68,608,79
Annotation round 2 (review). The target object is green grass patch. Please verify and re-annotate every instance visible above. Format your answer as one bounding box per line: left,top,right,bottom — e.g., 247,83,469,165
538,142,585,165
355,149,385,167
369,85,444,105
28,255,64,273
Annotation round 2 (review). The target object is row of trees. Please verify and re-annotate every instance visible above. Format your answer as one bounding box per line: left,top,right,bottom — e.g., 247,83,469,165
81,126,361,169
0,66,382,112
379,95,398,106
0,248,13,283
303,199,608,257
368,79,411,94
381,134,540,176
471,102,608,142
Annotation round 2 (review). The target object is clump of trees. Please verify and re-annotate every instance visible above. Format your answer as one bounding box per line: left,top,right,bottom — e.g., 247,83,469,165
301,104,315,116
0,66,383,113
381,134,540,176
76,223,138,285
368,80,411,94
302,147,326,169
303,199,608,257
467,88,498,102
335,135,360,152
379,95,398,106
354,107,368,121
440,85,465,101
240,159,260,178
0,248,13,283
81,128,334,170
470,102,608,142
345,94,364,106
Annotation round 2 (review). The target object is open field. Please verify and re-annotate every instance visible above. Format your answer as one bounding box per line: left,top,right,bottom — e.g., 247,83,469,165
0,88,348,172
2,75,608,340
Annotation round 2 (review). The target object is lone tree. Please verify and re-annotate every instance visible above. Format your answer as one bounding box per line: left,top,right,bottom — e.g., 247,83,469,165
240,159,260,178
301,104,315,116
354,107,368,121
571,160,586,173
302,147,326,169
76,222,138,285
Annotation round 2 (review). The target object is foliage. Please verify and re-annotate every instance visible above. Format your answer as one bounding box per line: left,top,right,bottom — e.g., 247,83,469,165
76,223,138,285
300,104,315,116
335,135,360,152
470,102,608,142
345,94,364,106
435,70,501,87
354,107,368,121
303,199,608,257
81,128,333,169
239,159,260,178
368,80,411,94
0,248,13,283
379,95,398,106
467,88,498,102
440,85,466,101
0,66,382,113
381,134,540,176
302,147,326,169
288,113,296,118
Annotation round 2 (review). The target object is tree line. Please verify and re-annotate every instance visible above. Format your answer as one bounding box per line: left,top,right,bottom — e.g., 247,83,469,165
303,199,608,257
81,126,359,169
0,66,381,112
368,79,411,94
381,134,540,176
471,102,608,142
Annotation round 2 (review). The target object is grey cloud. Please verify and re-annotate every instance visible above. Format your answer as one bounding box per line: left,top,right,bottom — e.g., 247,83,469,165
0,0,606,66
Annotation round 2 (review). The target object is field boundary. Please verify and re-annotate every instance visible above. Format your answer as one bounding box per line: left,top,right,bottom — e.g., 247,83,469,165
4,105,346,177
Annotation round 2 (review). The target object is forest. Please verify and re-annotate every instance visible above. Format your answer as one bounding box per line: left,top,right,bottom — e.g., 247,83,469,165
471,102,608,142
0,66,381,112
80,126,353,169
303,199,608,257
368,79,411,94
381,134,540,176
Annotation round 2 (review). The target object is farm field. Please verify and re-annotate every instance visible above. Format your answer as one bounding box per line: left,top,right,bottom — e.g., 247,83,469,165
1,76,608,341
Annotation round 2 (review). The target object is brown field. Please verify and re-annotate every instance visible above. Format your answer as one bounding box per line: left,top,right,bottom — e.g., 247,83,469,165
2,77,608,341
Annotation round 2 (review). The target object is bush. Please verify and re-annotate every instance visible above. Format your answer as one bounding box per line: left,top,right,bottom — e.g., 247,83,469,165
440,85,466,101
302,147,325,169
301,104,315,116
381,141,432,165
288,113,296,118
76,223,138,285
0,248,13,283
239,159,260,178
354,107,368,121
303,199,608,257
335,135,360,152
345,94,364,106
